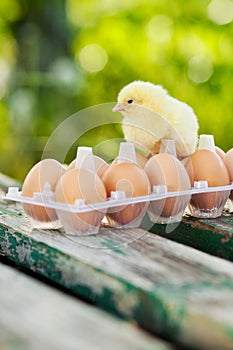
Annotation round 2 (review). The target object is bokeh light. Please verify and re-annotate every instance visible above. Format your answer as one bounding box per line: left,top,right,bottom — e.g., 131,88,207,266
188,55,214,83
178,33,206,59
0,59,11,99
0,0,232,181
78,44,108,73
147,15,173,43
207,0,233,25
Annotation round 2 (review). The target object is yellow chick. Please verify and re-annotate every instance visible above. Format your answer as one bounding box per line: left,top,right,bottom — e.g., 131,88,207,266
113,81,199,158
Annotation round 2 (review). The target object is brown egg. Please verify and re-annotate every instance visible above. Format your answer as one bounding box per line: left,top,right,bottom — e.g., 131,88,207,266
22,159,66,222
224,148,233,200
55,168,107,234
111,151,152,169
135,151,152,168
185,149,230,210
102,162,151,226
215,146,225,160
145,153,191,219
67,155,109,178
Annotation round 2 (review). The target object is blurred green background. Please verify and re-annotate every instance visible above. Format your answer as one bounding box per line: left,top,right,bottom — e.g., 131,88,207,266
0,0,232,181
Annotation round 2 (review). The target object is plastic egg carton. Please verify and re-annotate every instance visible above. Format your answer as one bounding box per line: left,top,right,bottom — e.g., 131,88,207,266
2,138,233,236
3,181,233,235
189,181,233,218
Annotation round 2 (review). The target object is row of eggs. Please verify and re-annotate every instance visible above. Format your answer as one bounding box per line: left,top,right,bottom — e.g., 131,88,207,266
15,138,233,235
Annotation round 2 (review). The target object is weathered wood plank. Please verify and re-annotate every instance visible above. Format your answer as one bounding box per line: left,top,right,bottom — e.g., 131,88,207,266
143,210,233,262
0,327,29,350
0,199,233,350
0,261,171,350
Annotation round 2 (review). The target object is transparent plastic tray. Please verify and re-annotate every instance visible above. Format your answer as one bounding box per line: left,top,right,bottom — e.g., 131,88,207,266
1,181,233,235
1,138,232,236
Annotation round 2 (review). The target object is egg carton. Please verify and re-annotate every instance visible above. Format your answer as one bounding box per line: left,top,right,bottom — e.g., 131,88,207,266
2,181,233,235
2,138,233,236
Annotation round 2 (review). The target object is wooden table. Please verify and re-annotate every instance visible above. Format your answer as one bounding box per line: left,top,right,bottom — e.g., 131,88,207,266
143,205,233,262
0,173,233,350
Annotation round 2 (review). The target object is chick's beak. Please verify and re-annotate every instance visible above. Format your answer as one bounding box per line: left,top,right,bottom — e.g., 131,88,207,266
112,102,126,112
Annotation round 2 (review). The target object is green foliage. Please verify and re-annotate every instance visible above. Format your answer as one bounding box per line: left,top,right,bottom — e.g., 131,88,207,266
0,0,232,180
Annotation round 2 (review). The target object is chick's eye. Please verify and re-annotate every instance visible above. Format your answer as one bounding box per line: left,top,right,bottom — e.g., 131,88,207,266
127,99,133,104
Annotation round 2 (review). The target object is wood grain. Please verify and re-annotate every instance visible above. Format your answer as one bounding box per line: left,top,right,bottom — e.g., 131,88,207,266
0,262,171,350
144,210,233,261
0,199,233,350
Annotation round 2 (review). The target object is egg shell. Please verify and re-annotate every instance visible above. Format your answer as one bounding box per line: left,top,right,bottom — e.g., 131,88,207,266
215,146,225,160
111,151,152,169
22,159,66,222
67,155,109,178
224,148,233,200
185,149,230,209
55,168,107,233
135,151,152,168
102,162,151,225
145,153,191,218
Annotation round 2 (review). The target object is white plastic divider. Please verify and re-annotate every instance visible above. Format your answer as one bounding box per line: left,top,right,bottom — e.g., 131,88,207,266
198,134,215,151
75,146,96,171
117,142,137,163
159,139,177,157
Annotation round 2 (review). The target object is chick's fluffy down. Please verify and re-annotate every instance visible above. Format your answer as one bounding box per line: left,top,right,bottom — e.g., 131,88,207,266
114,81,199,158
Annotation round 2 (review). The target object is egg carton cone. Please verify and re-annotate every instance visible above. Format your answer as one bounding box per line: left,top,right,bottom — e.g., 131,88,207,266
189,180,231,218
148,184,191,224
55,146,107,235
159,139,177,157
104,190,149,229
188,134,232,218
75,146,96,172
198,134,215,151
114,141,137,164
146,139,191,223
56,204,104,236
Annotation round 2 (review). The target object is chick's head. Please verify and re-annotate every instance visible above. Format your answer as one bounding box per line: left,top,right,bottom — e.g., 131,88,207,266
113,81,167,117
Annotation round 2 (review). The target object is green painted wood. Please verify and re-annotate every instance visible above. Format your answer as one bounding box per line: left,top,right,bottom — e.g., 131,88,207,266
0,262,170,350
143,210,233,262
1,199,233,350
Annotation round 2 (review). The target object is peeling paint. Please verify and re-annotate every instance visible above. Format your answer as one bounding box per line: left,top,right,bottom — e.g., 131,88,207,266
149,214,233,262
1,202,233,349
113,289,139,318
15,244,32,265
0,234,11,255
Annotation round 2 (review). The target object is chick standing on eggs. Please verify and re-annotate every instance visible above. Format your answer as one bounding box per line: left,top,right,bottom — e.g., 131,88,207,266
113,81,199,158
